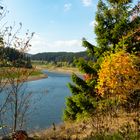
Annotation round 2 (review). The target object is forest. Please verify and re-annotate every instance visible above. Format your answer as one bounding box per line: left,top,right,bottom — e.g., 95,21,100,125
0,46,32,68
31,51,88,65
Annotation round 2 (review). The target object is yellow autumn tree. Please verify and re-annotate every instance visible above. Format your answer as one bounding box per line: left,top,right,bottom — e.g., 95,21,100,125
96,50,140,99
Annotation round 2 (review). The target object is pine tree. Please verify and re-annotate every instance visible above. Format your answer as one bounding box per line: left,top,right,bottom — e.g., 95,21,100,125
122,1,140,53
64,0,140,121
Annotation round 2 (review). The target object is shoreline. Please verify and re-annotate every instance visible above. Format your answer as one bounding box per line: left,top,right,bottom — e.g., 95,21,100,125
27,73,48,82
46,68,81,75
1,66,82,83
35,65,82,75
1,74,48,85
28,66,83,82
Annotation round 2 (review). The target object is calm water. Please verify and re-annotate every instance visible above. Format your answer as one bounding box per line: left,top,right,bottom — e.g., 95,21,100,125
26,70,71,131
0,70,73,136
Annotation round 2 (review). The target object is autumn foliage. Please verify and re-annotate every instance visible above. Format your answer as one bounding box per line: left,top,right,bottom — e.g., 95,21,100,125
96,50,140,98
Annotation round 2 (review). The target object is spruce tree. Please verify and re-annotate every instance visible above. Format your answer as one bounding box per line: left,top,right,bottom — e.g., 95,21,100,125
64,0,140,121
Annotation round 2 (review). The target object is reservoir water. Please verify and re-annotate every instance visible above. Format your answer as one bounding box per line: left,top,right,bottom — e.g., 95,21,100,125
0,70,74,136
26,70,71,131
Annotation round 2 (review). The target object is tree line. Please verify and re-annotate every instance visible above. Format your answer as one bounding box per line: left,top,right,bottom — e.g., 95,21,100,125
31,51,90,65
0,45,32,68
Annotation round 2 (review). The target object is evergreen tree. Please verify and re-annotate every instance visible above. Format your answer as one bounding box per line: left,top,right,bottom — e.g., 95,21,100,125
122,1,140,53
64,0,140,121
95,0,130,49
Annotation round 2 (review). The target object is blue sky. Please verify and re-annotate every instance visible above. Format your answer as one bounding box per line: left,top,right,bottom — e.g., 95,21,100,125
1,0,138,54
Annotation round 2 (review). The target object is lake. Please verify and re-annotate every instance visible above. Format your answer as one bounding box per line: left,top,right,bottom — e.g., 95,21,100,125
0,70,72,135
26,70,71,131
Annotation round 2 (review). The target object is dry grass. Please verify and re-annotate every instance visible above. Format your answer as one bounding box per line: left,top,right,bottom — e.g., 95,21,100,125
29,111,139,140
33,64,81,75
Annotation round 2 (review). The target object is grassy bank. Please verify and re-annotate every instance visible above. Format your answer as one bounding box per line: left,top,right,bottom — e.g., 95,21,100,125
0,61,80,83
0,67,48,82
33,63,82,75
29,111,140,140
27,69,48,81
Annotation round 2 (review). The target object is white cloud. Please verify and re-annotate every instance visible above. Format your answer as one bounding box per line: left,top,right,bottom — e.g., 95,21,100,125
53,40,81,47
82,0,92,7
30,34,85,54
64,3,72,11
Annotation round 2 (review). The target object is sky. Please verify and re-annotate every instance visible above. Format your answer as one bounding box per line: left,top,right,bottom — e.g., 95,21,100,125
1,0,138,54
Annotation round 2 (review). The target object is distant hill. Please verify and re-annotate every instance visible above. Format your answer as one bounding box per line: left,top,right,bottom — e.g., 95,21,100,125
31,51,89,63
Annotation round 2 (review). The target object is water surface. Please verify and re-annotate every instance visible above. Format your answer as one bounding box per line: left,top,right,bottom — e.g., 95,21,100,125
26,70,71,131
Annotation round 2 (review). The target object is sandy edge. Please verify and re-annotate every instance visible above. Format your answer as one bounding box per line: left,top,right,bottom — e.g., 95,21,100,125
40,66,82,75
2,67,79,84
27,74,48,82
1,66,81,84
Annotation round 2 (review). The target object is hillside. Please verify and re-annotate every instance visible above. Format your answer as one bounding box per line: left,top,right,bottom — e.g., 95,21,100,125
31,51,89,63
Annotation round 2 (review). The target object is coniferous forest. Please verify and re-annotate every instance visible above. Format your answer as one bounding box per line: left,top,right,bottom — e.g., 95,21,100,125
31,51,89,66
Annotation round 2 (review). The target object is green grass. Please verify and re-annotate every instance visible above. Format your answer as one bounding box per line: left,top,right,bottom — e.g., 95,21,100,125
0,67,43,79
30,70,43,76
